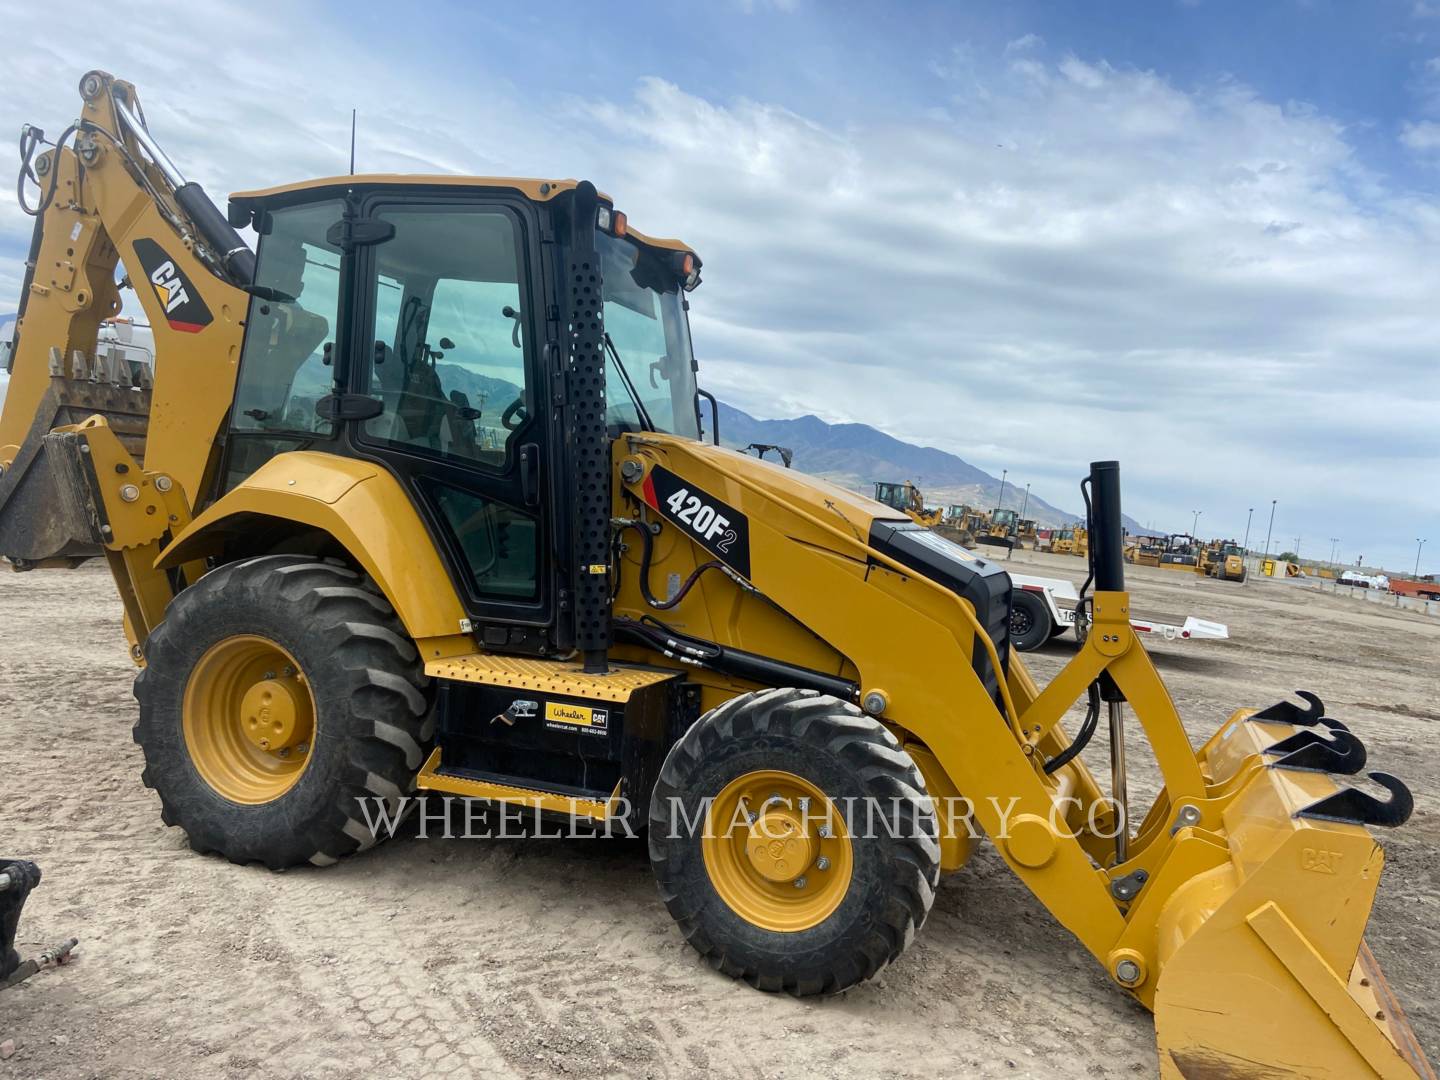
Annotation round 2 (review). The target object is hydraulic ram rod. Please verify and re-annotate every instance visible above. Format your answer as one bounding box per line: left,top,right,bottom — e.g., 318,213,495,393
111,94,255,283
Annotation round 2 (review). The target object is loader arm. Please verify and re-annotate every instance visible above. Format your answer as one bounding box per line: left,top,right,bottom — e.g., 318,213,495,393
612,440,1432,1079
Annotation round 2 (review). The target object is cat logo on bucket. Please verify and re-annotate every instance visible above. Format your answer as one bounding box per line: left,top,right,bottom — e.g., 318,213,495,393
544,701,608,735
133,238,213,333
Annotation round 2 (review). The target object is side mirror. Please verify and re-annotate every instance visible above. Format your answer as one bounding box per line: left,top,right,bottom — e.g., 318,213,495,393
439,337,455,349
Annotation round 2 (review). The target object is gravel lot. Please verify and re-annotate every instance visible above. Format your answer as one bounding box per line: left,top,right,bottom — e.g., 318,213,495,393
2,552,1436,1078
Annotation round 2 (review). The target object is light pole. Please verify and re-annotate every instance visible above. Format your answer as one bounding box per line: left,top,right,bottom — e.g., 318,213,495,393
995,469,1008,513
1329,538,1339,566
1242,508,1254,555
1191,509,1201,536
1293,536,1302,561
1263,500,1277,556
1417,539,1427,579
1019,483,1030,519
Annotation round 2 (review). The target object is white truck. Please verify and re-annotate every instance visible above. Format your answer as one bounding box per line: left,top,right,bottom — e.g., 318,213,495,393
1008,572,1229,652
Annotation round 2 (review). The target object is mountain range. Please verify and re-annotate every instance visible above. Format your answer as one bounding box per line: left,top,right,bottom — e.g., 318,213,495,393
716,401,1146,533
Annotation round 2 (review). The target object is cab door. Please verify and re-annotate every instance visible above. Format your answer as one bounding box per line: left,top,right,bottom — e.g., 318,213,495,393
348,194,558,654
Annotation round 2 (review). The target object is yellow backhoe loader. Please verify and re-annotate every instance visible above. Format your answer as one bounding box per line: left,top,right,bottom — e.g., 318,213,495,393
871,480,942,526
0,73,1431,1078
1052,525,1089,557
939,503,986,547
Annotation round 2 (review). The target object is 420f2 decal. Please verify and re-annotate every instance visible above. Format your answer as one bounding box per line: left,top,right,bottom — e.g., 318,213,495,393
641,465,751,578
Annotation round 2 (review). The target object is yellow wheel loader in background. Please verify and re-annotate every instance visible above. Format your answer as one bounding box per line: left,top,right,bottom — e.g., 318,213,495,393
975,506,1019,550
0,73,1432,1078
1200,540,1248,582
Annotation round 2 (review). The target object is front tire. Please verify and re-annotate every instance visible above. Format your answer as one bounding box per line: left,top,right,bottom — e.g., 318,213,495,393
648,689,939,996
133,555,432,869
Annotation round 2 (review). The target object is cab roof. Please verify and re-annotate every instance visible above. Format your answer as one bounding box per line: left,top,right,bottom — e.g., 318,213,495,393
228,174,695,256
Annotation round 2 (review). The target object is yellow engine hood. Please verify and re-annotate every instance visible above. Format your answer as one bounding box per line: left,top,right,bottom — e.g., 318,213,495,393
636,435,909,538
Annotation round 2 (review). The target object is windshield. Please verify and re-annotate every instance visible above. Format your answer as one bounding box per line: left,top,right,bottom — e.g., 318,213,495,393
596,231,699,438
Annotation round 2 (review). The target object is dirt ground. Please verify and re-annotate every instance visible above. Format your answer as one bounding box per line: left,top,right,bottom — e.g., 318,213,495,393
2,552,1438,1079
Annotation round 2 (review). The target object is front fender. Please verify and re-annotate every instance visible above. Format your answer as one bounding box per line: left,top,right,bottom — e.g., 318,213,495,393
156,451,465,641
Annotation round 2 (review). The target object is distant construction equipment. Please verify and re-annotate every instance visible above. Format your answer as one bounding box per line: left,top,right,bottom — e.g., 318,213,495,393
872,481,942,526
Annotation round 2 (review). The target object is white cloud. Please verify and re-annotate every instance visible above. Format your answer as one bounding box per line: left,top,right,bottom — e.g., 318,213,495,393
1401,118,1440,150
0,2,1435,568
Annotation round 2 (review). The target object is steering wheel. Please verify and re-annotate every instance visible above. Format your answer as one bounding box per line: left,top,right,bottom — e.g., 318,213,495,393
501,397,528,431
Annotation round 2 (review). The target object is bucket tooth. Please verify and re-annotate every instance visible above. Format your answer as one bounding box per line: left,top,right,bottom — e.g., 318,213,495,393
1296,772,1414,828
1266,727,1368,775
1249,689,1326,726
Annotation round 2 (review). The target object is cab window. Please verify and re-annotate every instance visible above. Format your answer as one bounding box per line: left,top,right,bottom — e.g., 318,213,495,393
231,200,343,435
361,206,529,467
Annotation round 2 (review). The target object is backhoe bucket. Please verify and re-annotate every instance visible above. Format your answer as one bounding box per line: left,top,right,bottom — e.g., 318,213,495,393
0,348,150,566
1147,706,1432,1079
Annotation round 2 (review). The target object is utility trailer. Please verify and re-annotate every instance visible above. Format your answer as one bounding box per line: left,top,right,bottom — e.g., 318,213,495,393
1008,572,1229,652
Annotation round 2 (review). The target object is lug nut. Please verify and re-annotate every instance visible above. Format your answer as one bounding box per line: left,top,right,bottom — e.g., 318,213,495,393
818,825,832,838
816,856,830,871
793,877,807,889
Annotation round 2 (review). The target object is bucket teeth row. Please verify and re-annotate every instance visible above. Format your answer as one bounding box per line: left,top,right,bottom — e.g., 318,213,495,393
1249,689,1415,827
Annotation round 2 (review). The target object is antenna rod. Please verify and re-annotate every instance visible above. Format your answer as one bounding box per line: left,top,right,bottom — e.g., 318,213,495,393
349,109,357,175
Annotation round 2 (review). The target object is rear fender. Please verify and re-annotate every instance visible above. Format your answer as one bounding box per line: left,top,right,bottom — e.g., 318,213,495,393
156,451,467,645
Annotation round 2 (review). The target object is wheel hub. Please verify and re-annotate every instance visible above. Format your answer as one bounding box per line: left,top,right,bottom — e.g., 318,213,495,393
744,806,820,884
240,676,307,751
182,636,315,804
702,769,854,931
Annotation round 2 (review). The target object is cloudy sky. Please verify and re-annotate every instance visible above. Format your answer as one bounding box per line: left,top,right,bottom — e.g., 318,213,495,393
1,0,1437,571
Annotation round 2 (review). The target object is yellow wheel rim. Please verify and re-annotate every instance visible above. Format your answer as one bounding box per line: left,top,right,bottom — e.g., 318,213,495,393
702,769,854,932
182,635,315,805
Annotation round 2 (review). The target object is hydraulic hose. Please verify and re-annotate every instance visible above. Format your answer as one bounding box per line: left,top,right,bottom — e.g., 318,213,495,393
1043,680,1102,774
613,615,859,702
615,518,746,610
17,124,76,217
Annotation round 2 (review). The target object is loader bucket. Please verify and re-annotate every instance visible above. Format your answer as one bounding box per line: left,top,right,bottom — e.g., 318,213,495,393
1149,708,1433,1079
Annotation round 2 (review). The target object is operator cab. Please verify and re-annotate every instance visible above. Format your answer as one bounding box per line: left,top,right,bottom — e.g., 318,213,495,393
220,176,704,655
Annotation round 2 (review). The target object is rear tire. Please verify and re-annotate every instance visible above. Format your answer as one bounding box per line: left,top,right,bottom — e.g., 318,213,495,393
133,555,432,869
1009,589,1053,651
648,688,939,996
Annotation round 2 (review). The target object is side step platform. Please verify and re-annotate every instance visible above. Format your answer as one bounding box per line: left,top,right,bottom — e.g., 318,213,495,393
416,654,699,826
